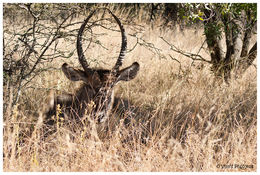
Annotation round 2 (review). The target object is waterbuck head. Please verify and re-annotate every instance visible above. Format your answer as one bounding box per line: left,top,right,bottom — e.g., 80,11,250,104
59,9,139,123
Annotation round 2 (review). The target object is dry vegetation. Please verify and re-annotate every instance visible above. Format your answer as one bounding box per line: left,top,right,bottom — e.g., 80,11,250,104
3,10,257,172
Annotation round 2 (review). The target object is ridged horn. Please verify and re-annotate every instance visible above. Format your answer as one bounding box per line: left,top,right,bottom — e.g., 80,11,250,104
77,9,127,74
77,10,96,72
106,9,127,73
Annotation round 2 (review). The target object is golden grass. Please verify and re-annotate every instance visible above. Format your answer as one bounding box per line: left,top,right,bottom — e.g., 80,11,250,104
3,12,257,172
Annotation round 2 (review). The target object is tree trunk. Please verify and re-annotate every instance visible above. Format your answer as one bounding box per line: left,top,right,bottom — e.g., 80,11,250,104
235,42,257,75
204,7,229,80
204,6,257,82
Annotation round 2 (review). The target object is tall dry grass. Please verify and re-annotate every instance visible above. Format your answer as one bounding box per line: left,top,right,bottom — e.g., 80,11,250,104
3,10,257,172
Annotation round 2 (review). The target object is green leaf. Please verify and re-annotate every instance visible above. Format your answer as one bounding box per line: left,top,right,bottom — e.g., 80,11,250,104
198,17,204,21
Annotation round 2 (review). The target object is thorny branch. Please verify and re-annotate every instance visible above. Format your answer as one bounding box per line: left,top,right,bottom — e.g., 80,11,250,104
160,36,211,63
3,5,79,109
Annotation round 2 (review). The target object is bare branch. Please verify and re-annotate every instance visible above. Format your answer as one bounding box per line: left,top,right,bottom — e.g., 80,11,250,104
160,36,211,63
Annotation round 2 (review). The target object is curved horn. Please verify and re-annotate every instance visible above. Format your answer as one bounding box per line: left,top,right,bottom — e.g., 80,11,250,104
77,10,96,72
77,9,127,73
107,9,127,73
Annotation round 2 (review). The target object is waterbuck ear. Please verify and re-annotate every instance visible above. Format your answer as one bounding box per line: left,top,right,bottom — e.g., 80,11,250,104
62,63,87,81
117,62,140,82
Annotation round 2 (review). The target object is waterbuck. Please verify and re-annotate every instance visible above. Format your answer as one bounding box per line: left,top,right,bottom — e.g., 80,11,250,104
43,9,140,129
